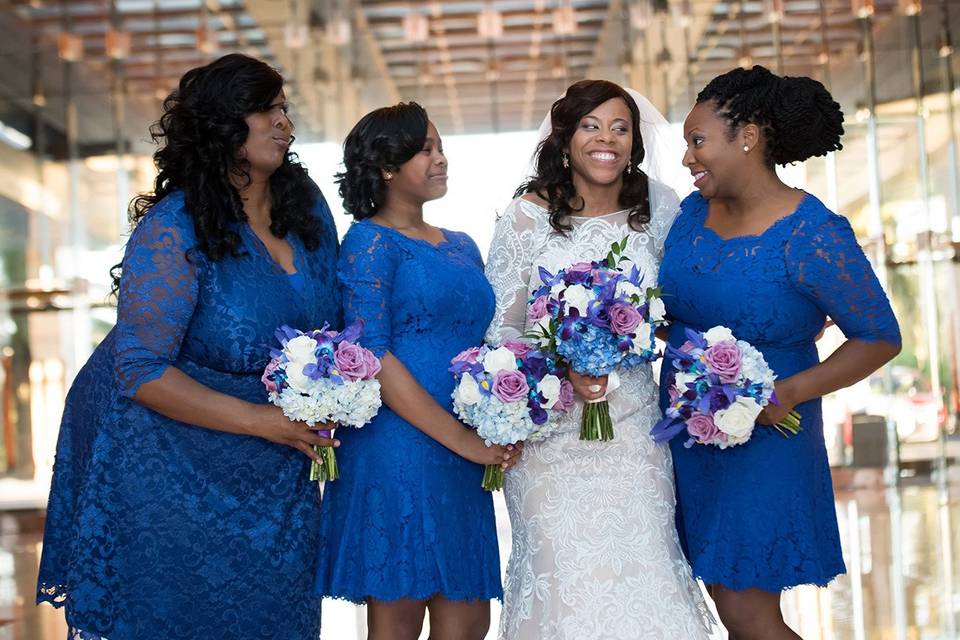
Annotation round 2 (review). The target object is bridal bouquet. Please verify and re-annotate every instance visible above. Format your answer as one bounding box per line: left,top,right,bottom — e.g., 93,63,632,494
262,323,382,481
650,325,801,448
450,340,573,490
526,238,668,441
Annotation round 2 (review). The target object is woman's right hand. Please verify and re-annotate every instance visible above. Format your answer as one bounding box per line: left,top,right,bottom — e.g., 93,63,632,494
568,370,608,402
247,404,339,462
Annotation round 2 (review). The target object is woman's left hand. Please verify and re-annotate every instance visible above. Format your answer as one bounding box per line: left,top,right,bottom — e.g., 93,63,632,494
757,379,799,425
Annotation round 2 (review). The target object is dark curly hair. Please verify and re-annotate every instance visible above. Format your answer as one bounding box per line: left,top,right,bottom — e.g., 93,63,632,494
696,65,844,167
112,53,322,290
336,102,429,219
516,79,650,234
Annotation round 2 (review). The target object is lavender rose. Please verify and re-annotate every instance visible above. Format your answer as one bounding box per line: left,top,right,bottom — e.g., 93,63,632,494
554,378,575,411
452,346,482,365
492,369,530,403
503,339,532,358
609,303,642,336
704,340,742,384
527,296,550,322
334,342,381,381
687,413,721,444
261,357,281,393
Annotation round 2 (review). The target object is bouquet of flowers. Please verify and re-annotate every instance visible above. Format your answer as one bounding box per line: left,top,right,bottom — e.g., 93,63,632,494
262,322,382,481
526,238,668,441
450,340,574,490
650,325,801,448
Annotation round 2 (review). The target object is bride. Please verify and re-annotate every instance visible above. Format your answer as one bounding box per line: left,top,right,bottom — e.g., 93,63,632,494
484,80,713,639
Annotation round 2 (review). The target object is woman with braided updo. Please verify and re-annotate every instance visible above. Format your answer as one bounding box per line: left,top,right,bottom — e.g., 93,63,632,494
657,65,901,638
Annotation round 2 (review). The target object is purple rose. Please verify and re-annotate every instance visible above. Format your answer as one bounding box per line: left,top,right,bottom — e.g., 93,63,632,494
492,369,530,403
452,346,482,365
704,341,742,384
527,296,550,322
687,413,720,444
334,342,381,381
261,357,281,393
504,339,532,358
568,261,593,274
608,303,642,336
553,378,575,411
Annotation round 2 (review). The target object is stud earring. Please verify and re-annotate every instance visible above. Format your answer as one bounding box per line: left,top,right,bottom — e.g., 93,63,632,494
743,145,750,152
384,172,393,181
561,152,569,168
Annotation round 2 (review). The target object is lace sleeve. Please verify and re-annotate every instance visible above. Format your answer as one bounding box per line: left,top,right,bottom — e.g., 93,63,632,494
114,199,201,398
646,179,682,263
337,224,397,357
484,199,540,346
787,208,901,346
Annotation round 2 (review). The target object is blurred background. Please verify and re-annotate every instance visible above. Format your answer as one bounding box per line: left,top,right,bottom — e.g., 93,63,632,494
0,0,958,638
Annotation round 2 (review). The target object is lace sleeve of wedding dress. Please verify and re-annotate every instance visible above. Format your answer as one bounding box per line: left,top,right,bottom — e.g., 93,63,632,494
646,178,682,264
484,198,541,346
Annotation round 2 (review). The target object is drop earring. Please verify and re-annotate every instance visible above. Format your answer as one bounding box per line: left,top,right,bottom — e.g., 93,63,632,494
561,152,569,168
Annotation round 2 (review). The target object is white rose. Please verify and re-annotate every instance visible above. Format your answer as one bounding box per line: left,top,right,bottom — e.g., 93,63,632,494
648,297,667,322
563,284,592,315
703,325,736,346
616,280,643,302
713,397,762,438
285,363,319,394
483,346,519,374
455,374,482,406
284,335,318,364
537,374,562,407
631,322,653,354
674,370,699,391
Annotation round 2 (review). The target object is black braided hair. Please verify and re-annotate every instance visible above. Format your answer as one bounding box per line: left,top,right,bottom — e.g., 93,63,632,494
112,53,321,292
337,102,429,220
516,79,650,234
696,65,844,167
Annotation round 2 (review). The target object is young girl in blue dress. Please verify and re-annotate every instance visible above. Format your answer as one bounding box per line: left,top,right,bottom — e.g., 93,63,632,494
315,103,519,640
658,66,901,639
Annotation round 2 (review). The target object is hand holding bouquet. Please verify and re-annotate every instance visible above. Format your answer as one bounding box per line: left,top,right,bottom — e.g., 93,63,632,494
526,238,669,441
651,325,801,448
262,323,382,481
450,340,574,490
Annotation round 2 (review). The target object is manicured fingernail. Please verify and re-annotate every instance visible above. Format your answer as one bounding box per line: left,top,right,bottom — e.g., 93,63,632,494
333,440,341,447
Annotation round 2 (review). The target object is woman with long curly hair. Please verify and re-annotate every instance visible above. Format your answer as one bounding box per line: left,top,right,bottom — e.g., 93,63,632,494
484,80,712,638
314,102,519,640
36,53,340,639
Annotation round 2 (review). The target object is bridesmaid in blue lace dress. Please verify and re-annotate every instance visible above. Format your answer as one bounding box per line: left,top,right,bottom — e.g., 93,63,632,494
315,103,518,639
36,54,340,639
658,66,901,639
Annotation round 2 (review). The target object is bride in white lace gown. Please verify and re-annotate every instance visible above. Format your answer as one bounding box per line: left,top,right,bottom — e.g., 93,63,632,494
484,81,712,639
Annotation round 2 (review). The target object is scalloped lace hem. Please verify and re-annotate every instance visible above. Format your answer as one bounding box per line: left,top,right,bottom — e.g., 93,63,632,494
321,588,503,606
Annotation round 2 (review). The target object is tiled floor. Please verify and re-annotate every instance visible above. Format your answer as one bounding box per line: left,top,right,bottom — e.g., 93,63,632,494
3,476,960,640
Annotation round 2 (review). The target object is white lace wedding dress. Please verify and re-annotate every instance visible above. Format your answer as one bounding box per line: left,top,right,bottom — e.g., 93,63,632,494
484,180,713,640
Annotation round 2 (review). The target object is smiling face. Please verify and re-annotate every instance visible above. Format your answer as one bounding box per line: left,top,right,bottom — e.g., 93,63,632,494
239,91,292,180
566,97,633,189
682,100,754,199
386,120,448,205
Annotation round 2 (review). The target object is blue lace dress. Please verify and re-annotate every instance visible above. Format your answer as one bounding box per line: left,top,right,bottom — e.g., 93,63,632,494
658,191,900,592
315,220,502,603
36,189,341,639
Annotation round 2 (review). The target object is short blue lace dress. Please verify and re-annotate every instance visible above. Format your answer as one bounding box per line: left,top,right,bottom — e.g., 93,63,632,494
315,220,502,604
36,189,341,638
658,191,900,591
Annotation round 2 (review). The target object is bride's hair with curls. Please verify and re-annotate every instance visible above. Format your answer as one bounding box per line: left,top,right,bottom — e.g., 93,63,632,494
113,53,322,289
516,80,651,234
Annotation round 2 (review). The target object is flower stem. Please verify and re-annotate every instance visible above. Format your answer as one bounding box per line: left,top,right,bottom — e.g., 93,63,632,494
581,400,614,441
482,464,504,491
309,445,340,482
774,411,802,436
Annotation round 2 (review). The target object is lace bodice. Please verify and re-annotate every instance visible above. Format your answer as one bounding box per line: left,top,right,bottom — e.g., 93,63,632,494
485,180,680,434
